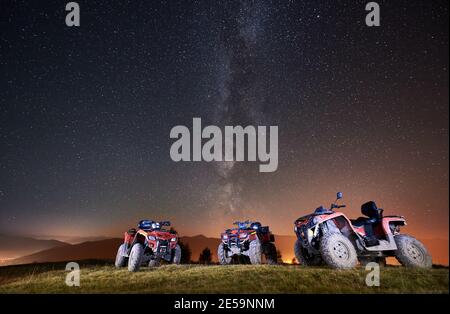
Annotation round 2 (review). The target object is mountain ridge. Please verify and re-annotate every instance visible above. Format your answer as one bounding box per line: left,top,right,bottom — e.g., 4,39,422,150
0,234,69,260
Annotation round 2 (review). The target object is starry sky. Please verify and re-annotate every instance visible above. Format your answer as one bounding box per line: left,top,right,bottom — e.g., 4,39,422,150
0,0,448,240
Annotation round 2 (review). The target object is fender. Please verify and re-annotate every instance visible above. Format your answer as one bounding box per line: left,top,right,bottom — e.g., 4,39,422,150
297,212,360,249
382,216,406,234
313,212,359,235
304,212,369,253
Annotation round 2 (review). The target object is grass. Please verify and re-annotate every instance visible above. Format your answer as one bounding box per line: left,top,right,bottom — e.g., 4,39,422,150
0,262,448,294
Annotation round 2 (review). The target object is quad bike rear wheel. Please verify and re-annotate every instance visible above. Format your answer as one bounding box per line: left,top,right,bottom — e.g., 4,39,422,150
217,243,232,265
294,240,323,266
128,243,144,272
172,244,182,264
115,243,128,267
248,239,262,264
320,232,357,269
263,242,278,265
394,234,432,268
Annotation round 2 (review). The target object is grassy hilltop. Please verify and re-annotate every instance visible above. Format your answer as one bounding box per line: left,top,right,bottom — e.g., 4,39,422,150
0,262,448,294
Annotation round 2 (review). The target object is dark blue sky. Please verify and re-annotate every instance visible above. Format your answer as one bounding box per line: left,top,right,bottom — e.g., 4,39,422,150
0,0,448,239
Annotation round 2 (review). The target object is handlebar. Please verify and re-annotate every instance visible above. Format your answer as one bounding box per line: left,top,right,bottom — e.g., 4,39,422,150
331,204,346,209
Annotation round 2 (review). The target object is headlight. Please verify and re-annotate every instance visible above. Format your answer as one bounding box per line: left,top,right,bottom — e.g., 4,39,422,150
222,234,228,240
151,222,160,229
170,237,177,242
239,233,248,239
294,226,298,232
147,235,156,241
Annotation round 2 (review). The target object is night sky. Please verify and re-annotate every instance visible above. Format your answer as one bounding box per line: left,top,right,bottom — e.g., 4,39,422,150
0,0,448,240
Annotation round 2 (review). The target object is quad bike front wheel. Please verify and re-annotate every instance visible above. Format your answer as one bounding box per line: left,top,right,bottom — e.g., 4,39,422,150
172,244,182,264
394,234,432,268
248,239,262,264
320,232,358,269
217,243,232,265
128,243,144,272
294,240,323,266
115,243,128,267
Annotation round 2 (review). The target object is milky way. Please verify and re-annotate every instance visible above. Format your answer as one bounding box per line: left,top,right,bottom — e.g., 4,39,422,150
208,0,272,216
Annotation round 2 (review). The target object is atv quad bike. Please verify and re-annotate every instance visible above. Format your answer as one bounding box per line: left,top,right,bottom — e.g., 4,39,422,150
218,221,277,265
115,220,181,272
294,192,432,269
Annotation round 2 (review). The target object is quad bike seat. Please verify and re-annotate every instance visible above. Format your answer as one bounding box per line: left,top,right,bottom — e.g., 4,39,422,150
351,201,384,247
361,201,383,219
351,201,383,227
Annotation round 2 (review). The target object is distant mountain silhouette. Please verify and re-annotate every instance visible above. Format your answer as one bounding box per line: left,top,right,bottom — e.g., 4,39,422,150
0,234,68,260
1,239,122,265
31,235,111,244
2,236,221,265
179,235,221,261
1,234,448,266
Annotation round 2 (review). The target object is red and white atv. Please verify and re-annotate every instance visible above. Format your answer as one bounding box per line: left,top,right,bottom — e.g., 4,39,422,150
294,193,432,269
115,220,181,272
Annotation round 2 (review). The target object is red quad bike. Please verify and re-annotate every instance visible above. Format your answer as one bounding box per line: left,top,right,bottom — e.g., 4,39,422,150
294,193,432,269
218,221,277,265
115,220,181,272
